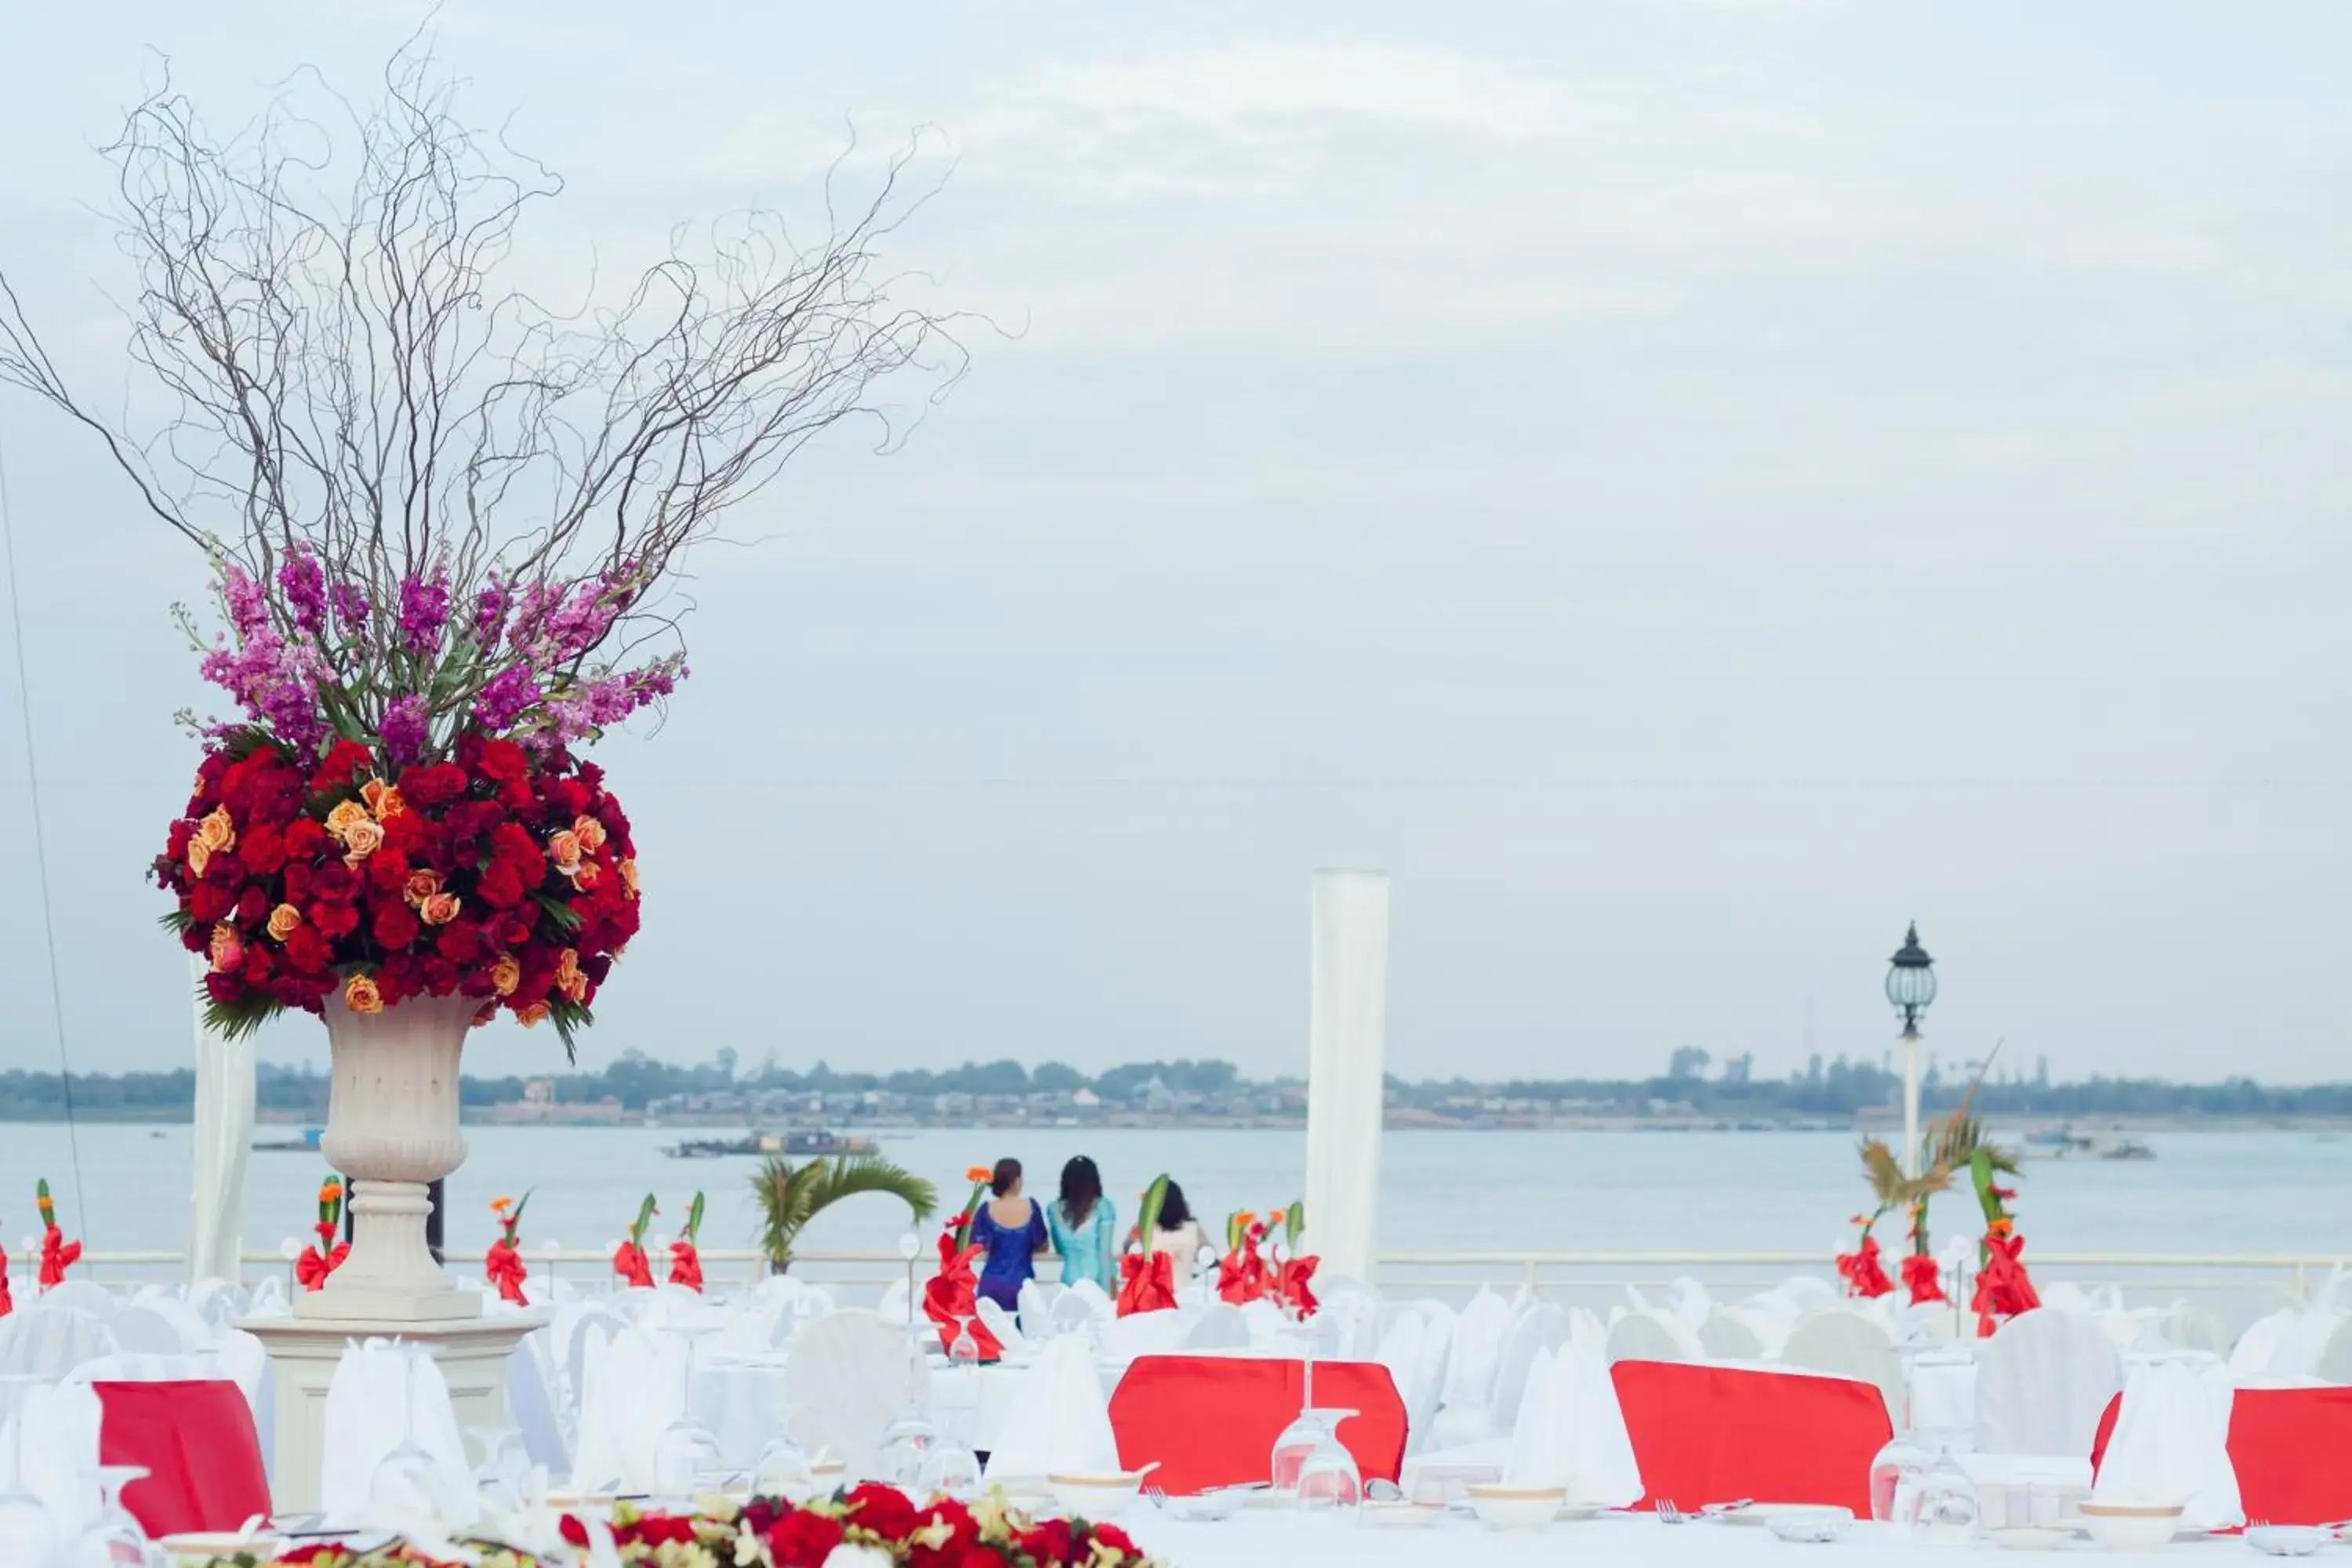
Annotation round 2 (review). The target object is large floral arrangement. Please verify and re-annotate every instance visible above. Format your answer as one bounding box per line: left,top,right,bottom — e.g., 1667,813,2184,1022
193,1488,1159,1568
155,719,640,1047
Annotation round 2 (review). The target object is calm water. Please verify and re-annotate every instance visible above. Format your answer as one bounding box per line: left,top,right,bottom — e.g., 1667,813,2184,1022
5,1123,2350,1274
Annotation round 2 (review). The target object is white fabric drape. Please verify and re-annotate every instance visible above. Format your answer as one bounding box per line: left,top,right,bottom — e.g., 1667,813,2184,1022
1304,869,1389,1286
187,952,255,1286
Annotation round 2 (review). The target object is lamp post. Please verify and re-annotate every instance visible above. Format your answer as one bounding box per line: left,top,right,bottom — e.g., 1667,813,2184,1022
1886,922,1938,1175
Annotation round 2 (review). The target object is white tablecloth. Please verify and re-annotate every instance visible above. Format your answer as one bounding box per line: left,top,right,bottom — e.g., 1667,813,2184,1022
689,1357,1033,1467
1123,1508,2208,1566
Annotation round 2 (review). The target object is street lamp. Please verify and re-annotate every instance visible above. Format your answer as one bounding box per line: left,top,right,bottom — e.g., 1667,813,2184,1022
1886,922,1937,1175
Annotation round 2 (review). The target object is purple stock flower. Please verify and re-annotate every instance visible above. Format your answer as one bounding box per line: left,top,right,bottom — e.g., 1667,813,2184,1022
472,577,510,654
218,563,269,639
380,694,430,766
277,550,327,635
472,664,542,733
331,581,370,631
397,567,452,656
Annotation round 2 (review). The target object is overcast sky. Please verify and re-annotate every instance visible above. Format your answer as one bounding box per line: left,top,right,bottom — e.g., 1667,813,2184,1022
0,2,2345,1084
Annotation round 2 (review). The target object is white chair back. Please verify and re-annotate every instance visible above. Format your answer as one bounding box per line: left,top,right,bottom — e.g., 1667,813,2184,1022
1486,1304,1566,1432
876,1278,915,1327
1975,1308,2124,1455
1605,1309,1699,1366
34,1283,117,1319
107,1306,197,1356
783,1310,928,1480
64,1353,216,1384
1182,1304,1250,1352
1780,1309,1904,1427
2314,1316,2352,1385
1697,1311,1765,1362
1439,1287,1515,1417
0,1307,121,1379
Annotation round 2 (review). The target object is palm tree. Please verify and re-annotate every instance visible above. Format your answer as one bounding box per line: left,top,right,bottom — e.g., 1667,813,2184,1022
751,1153,938,1274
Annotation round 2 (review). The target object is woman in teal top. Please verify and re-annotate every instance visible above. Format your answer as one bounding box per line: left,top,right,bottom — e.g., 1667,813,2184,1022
1045,1155,1118,1290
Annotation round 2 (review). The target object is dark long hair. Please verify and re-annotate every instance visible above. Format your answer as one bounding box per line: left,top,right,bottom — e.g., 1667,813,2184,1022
1156,1179,1192,1231
990,1156,1022,1197
1058,1156,1104,1226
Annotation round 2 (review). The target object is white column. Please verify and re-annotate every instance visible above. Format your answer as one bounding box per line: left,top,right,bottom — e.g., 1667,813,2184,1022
1304,869,1390,1285
188,953,255,1284
1901,1028,1922,1177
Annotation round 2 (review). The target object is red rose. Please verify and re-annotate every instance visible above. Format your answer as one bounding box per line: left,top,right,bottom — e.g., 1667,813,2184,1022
310,900,361,940
768,1509,846,1568
398,761,469,808
1090,1523,1137,1555
844,1483,919,1542
443,800,505,843
189,883,236,925
308,862,358,903
495,911,535,947
957,1547,1008,1568
477,858,527,909
372,901,422,950
202,970,243,1004
419,956,459,995
544,777,590,818
178,924,206,955
434,918,483,966
166,820,194,859
235,886,271,927
241,822,287,875
557,1515,589,1548
1018,1519,1073,1565
283,925,332,974
310,740,374,793
284,818,331,860
368,848,412,893
241,945,275,986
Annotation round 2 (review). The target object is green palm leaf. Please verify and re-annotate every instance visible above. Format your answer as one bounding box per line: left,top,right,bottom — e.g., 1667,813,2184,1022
751,1153,938,1272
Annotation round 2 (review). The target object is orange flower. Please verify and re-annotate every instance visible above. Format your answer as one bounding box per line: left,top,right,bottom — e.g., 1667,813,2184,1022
515,1000,550,1028
619,858,639,899
554,948,586,1004
339,818,385,866
187,837,212,878
318,1181,341,1203
195,806,237,854
1267,1207,1287,1225
1988,1216,2016,1238
574,815,608,852
964,1167,991,1183
343,974,383,1014
490,1196,514,1214
207,923,244,975
420,891,462,927
546,829,584,877
324,800,371,842
490,953,521,996
361,779,405,821
266,903,303,942
571,862,601,891
403,869,442,909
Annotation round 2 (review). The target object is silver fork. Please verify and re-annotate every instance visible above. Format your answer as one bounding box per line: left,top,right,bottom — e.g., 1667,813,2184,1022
1656,1500,1689,1525
1143,1486,1168,1512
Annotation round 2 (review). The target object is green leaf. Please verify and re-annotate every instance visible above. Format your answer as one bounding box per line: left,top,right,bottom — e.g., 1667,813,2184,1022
750,1153,936,1268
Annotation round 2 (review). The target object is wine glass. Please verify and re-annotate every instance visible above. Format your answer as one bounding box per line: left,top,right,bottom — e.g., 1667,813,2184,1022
948,1315,982,1370
1909,1445,1979,1544
874,1407,939,1490
750,1432,816,1503
369,1349,448,1526
76,1465,165,1568
650,1321,730,1499
1869,1429,1933,1526
465,1425,532,1517
1270,1407,1356,1494
916,1434,983,1501
1294,1425,1363,1523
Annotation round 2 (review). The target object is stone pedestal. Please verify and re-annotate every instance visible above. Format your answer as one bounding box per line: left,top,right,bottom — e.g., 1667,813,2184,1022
243,1311,546,1512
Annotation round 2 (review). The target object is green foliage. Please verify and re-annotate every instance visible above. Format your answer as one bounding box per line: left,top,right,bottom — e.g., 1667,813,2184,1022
751,1153,938,1270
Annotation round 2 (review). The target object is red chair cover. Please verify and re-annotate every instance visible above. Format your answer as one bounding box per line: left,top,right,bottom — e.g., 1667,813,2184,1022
93,1380,271,1537
2092,1386,2352,1526
1611,1361,1891,1515
1107,1356,1407,1495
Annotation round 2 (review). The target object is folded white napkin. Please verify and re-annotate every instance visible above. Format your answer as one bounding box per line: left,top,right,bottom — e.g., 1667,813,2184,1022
1441,1287,1515,1413
2090,1360,2240,1530
1501,1342,1641,1507
975,1298,1024,1350
1064,1279,1116,1321
318,1339,477,1531
1098,1308,1192,1363
571,1327,685,1493
983,1336,1119,1481
0,1381,102,1538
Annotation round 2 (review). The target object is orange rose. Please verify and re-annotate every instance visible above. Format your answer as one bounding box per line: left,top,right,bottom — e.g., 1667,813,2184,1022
196,806,237,854
324,800,371,842
515,1000,550,1028
318,1181,340,1203
361,779,406,820
964,1166,991,1182
574,815,608,852
490,953,521,996
571,862,601,891
619,858,639,899
266,903,303,942
208,923,244,974
404,869,442,908
546,829,584,877
339,818,385,866
343,974,384,1014
420,891,462,927
187,838,212,878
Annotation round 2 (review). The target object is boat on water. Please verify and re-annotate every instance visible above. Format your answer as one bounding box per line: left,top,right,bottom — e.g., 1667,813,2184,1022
252,1127,325,1152
2027,1126,2154,1160
662,1129,875,1159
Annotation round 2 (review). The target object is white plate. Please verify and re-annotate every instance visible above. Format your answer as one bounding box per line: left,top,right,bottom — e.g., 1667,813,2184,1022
1715,1504,1818,1527
1363,1502,1445,1529
1988,1526,2074,1552
162,1535,281,1560
1555,1504,1608,1522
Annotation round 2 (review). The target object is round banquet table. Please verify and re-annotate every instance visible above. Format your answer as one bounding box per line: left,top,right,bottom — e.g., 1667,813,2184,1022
1122,1507,2213,1566
690,1356,1032,1468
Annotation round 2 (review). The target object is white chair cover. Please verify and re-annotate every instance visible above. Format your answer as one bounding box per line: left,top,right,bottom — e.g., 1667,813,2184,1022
33,1283,117,1319
1483,1302,1566,1436
2230,1308,2297,1380
1438,1287,1514,1419
2259,1308,2345,1383
1183,1304,1250,1352
506,1328,571,1474
782,1310,927,1480
0,1306,121,1379
1780,1309,1904,1428
1566,1306,1607,1359
184,1279,251,1335
1604,1309,1699,1366
2090,1360,2241,1529
319,1340,475,1529
1099,1308,1191,1363
1374,1311,1426,1413
0,1380,103,1539
571,1327,684,1493
1665,1277,1711,1329
1697,1311,1765,1362
1501,1344,1642,1506
1976,1308,2124,1456
64,1352,216,1383
1063,1279,1116,1321
982,1337,1119,1482
107,1305,198,1356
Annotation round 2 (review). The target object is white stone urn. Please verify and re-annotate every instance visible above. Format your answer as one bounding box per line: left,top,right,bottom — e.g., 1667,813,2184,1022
299,992,481,1321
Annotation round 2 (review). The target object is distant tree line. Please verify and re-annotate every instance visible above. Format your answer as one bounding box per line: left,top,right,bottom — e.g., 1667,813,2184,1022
3,1050,2347,1121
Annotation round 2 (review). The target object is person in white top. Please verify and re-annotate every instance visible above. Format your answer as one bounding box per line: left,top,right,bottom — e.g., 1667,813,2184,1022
1136,1179,1213,1276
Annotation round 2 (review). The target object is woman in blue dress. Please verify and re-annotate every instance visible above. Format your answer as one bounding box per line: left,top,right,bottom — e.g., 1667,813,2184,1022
967,1157,1048,1312
1044,1155,1118,1290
